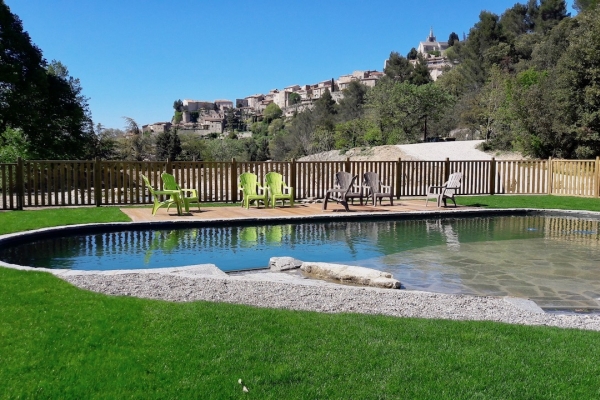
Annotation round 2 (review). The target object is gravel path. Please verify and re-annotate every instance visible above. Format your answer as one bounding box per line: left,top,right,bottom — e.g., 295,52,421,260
396,140,494,160
61,270,600,332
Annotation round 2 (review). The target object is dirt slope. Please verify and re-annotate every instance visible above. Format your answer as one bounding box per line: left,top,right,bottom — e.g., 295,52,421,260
299,141,523,161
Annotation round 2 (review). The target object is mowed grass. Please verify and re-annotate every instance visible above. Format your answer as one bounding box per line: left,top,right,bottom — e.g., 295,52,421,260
0,207,130,235
456,194,600,211
1,199,600,398
2,267,600,399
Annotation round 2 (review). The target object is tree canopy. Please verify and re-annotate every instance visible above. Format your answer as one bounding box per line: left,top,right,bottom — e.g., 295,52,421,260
0,1,96,160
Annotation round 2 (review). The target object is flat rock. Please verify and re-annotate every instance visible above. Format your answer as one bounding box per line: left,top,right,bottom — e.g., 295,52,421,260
300,262,401,289
269,257,303,271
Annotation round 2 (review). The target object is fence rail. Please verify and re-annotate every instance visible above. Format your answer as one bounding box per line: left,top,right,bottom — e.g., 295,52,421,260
1,156,599,210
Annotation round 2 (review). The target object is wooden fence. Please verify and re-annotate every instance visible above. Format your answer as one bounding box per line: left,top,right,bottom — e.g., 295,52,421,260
1,157,599,210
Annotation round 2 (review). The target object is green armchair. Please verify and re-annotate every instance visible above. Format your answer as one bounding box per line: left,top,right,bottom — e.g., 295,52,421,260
161,172,201,213
141,174,182,215
239,172,268,208
265,172,294,208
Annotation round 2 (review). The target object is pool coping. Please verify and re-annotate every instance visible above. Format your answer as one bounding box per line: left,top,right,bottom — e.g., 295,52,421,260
2,207,600,315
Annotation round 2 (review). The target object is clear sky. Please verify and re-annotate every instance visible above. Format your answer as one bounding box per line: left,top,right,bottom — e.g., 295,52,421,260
7,0,576,130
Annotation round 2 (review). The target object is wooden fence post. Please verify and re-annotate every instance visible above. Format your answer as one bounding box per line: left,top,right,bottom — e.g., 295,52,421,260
489,157,496,195
596,156,600,198
395,158,402,199
94,157,102,206
444,157,450,182
231,158,238,203
290,159,297,200
547,157,553,195
345,157,351,173
16,157,24,210
166,158,172,175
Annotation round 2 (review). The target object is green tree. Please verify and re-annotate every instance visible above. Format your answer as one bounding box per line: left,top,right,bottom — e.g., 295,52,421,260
410,55,433,85
384,51,414,82
365,80,453,144
0,127,28,162
448,32,460,46
121,117,153,161
224,107,239,134
263,103,283,123
263,102,283,123
334,119,373,150
535,0,570,34
574,0,599,12
313,89,337,131
288,92,301,105
552,9,600,157
338,80,369,122
407,48,418,60
0,2,96,159
179,132,208,161
155,129,182,161
173,99,183,112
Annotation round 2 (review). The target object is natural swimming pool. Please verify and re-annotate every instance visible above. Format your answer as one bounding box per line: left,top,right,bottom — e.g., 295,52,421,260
1,214,599,311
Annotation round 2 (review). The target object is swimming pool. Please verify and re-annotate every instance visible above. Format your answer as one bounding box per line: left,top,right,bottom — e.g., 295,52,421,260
1,213,599,311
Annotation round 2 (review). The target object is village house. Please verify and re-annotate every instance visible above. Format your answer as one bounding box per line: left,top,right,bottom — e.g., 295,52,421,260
414,28,453,81
142,122,172,134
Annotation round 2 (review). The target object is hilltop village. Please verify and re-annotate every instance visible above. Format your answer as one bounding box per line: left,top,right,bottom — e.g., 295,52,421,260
142,29,452,137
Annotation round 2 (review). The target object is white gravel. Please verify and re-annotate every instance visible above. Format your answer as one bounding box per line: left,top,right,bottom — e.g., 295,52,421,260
60,268,600,332
396,140,492,160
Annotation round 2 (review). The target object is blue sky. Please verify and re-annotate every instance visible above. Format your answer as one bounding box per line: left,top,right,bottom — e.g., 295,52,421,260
8,0,576,130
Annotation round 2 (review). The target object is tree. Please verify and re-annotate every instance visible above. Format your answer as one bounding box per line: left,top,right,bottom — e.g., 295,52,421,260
173,99,183,112
338,80,369,122
384,51,431,85
263,102,282,123
365,80,453,144
155,129,182,161
313,89,337,129
288,92,301,105
448,32,460,47
179,132,208,161
407,48,418,60
574,0,599,12
224,107,239,134
334,119,373,150
384,51,414,82
410,55,433,85
535,0,570,34
552,9,600,157
0,1,96,159
0,127,28,162
121,117,153,161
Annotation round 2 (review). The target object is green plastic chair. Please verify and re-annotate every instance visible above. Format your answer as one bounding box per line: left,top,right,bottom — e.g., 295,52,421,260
141,174,182,216
161,172,200,213
239,172,268,208
265,172,294,208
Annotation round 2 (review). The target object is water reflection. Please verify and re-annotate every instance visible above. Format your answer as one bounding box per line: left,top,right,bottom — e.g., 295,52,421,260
1,215,599,310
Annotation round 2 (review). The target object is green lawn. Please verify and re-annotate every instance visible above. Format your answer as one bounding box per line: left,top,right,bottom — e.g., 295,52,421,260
456,194,600,211
1,199,600,398
0,207,131,235
2,267,600,399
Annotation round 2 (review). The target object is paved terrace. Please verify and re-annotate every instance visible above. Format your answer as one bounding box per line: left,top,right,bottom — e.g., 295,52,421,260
121,198,472,222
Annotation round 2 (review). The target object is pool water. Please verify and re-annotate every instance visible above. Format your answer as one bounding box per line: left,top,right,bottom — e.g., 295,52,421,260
1,215,599,311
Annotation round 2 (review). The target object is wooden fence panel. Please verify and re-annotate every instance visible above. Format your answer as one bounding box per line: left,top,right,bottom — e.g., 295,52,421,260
551,160,596,197
450,160,490,195
0,163,16,210
1,157,599,209
399,161,445,196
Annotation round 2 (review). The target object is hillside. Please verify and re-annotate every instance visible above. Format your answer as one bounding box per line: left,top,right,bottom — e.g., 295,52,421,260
299,141,524,162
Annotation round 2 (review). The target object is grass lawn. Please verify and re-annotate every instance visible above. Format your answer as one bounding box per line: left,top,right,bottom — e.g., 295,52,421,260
2,267,600,399
0,207,131,235
456,194,600,211
1,200,600,398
